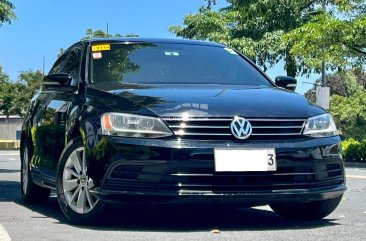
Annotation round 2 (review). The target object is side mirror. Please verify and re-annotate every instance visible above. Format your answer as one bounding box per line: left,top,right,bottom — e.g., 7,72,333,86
42,73,77,92
43,73,72,87
275,76,297,91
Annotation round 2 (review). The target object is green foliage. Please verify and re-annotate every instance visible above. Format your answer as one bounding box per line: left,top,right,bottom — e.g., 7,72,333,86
0,0,16,26
82,28,139,39
304,69,366,102
170,0,366,77
169,0,321,76
169,2,296,75
286,9,366,73
0,67,27,117
31,124,65,169
329,72,366,140
17,70,43,116
0,69,43,118
0,65,9,83
19,70,43,94
0,80,19,117
342,138,366,162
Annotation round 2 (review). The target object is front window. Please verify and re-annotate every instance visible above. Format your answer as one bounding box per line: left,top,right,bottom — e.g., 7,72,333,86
90,42,272,86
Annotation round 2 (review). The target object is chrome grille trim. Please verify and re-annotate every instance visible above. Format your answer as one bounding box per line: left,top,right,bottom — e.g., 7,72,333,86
251,133,302,136
174,132,231,136
170,125,230,129
171,173,214,177
174,132,302,136
252,126,304,129
170,172,317,177
171,125,304,129
163,117,307,139
248,118,307,122
162,118,307,122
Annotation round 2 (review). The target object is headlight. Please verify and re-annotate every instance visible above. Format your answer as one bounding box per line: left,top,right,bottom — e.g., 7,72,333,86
101,113,173,138
303,114,338,137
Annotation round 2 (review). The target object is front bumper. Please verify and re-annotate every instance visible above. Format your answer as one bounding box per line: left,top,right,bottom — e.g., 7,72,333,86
90,184,346,205
86,135,346,205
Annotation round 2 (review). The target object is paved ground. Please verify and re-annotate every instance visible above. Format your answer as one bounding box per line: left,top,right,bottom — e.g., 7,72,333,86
0,150,365,241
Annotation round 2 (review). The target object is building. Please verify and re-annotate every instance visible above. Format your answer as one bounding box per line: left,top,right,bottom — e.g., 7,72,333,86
0,113,23,149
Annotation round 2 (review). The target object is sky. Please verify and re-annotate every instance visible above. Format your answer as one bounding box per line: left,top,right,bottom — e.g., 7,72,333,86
0,0,318,94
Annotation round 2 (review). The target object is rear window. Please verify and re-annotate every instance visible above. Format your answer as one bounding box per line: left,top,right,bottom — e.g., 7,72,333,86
90,42,272,86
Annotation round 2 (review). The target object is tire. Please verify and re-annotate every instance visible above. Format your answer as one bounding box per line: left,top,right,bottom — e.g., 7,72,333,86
20,140,51,204
270,195,343,220
56,137,105,225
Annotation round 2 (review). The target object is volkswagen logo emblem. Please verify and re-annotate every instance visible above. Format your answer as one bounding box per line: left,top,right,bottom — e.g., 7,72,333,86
230,117,252,140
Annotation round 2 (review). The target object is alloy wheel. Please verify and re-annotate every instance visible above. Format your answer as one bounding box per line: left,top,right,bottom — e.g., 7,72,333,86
22,146,29,195
62,147,98,214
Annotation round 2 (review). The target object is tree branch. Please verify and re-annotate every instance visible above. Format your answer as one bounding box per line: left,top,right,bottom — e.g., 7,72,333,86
345,44,366,55
299,0,318,12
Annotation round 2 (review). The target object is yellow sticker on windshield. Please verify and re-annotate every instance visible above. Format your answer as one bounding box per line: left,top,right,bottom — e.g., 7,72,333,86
92,44,111,52
224,48,238,55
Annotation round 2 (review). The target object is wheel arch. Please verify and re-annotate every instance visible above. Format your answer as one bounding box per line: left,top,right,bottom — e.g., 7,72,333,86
20,122,33,155
66,118,83,144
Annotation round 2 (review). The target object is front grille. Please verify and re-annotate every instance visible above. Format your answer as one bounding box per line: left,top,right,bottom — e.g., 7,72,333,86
163,117,307,140
103,161,344,193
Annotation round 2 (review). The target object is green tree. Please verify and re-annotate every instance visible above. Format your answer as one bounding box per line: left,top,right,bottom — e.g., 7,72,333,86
0,66,12,117
0,65,9,83
170,0,366,77
0,0,16,26
286,4,366,73
18,70,43,97
16,70,43,117
82,28,139,39
0,81,21,117
170,0,315,76
305,69,366,102
330,75,366,140
0,69,43,118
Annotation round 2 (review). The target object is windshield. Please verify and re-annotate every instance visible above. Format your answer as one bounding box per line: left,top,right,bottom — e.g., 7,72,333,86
89,42,273,86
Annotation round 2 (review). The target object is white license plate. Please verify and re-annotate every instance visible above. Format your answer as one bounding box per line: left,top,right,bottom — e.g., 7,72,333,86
214,149,277,172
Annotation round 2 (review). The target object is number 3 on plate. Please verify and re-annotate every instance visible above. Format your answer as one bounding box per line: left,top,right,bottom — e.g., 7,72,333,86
268,154,274,166
267,150,277,171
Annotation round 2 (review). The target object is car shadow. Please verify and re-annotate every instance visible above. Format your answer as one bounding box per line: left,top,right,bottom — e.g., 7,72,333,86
1,180,340,232
91,205,340,232
0,180,22,202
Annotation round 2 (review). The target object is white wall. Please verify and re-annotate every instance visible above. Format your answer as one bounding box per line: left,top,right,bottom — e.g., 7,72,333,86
0,118,23,140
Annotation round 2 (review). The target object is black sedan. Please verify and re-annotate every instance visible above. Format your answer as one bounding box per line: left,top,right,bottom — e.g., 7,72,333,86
20,38,346,224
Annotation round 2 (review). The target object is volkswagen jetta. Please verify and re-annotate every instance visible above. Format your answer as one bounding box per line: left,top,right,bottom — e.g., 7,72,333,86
20,38,346,224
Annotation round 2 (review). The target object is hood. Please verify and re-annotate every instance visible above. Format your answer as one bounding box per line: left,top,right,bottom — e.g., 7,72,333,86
88,83,325,118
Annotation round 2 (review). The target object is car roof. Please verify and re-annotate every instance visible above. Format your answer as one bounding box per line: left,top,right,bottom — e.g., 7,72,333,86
81,37,226,48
